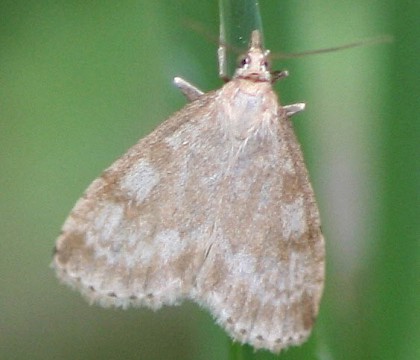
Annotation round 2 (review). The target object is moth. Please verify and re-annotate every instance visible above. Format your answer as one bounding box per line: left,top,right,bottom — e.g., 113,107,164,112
52,30,325,353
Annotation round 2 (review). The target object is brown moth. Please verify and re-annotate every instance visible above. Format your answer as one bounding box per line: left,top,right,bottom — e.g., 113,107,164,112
52,30,325,353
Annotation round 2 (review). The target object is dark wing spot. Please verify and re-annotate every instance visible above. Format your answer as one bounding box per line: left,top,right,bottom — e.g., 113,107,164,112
55,232,94,266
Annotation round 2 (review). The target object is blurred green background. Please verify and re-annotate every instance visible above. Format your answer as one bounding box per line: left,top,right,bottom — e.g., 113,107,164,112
0,1,418,359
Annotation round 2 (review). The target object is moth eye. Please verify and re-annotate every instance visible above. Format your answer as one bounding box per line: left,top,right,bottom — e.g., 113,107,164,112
261,60,269,69
239,56,250,67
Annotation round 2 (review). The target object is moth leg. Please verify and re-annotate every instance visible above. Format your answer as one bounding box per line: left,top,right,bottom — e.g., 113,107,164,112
271,70,289,83
283,103,306,117
173,77,204,102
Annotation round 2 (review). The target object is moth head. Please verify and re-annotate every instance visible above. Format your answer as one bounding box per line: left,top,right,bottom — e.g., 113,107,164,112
234,30,272,82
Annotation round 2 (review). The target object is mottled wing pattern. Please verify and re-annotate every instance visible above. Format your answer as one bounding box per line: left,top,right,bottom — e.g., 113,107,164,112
53,91,222,309
53,78,324,353
192,80,325,352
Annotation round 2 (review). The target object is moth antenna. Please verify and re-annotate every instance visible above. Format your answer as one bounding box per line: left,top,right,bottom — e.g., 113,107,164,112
271,35,393,59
